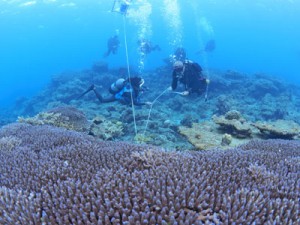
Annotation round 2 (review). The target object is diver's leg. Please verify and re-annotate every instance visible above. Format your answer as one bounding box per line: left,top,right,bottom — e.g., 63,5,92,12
93,89,103,102
77,84,95,99
101,95,117,103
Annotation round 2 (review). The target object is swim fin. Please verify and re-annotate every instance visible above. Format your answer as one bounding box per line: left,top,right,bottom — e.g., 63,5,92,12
77,84,95,99
93,89,103,102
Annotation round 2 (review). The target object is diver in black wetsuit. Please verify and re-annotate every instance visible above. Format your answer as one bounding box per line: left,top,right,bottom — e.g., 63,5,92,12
171,60,210,96
138,39,161,55
104,34,120,57
173,47,187,61
78,77,151,106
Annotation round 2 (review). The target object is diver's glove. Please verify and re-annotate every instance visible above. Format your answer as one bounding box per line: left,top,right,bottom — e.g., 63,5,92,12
167,86,173,91
206,79,210,84
181,91,189,96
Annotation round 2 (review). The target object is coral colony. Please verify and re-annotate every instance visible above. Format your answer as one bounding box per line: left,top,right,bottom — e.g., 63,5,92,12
0,123,299,224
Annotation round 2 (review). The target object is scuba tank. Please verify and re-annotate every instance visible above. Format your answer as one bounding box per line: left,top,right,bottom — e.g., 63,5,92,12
109,78,126,94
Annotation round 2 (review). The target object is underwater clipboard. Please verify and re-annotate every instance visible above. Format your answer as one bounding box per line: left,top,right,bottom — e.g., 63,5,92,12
111,0,130,15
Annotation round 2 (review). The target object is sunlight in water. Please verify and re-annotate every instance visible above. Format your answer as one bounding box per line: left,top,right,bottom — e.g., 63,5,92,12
127,0,152,73
199,17,214,38
162,0,182,47
19,1,36,7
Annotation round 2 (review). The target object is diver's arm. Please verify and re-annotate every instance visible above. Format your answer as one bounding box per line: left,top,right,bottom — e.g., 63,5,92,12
132,95,146,106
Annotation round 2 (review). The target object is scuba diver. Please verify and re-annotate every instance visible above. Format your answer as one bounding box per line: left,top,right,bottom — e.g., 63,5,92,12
170,60,210,96
103,32,120,57
173,47,187,62
138,39,161,55
78,77,152,106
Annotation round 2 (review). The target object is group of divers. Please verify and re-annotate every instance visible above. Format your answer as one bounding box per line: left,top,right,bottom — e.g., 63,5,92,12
78,0,213,107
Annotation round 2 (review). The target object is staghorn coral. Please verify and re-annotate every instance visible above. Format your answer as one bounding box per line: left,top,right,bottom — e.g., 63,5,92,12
0,123,299,224
0,136,22,151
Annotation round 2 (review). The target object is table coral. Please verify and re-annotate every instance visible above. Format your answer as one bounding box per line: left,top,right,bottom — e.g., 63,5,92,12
178,121,249,150
253,120,300,139
212,114,252,138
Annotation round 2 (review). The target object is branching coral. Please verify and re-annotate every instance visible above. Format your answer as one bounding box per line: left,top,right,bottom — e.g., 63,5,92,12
0,123,299,224
0,136,21,151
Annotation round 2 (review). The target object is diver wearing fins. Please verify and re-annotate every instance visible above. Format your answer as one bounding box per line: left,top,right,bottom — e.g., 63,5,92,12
78,77,152,106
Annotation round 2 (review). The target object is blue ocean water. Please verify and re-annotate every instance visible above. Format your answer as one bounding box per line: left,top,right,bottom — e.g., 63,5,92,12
0,0,299,108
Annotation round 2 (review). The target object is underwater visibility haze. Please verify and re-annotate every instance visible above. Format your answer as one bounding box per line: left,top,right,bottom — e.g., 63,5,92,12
0,0,300,107
0,1,300,224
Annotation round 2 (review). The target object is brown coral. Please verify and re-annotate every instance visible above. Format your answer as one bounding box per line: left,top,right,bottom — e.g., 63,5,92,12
253,120,300,139
212,114,252,138
178,121,249,150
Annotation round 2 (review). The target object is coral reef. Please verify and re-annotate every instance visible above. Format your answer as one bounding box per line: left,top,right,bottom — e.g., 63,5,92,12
92,61,109,73
0,123,299,224
178,120,249,150
2,65,300,150
89,115,124,140
253,120,300,139
134,133,153,144
221,133,232,146
18,106,90,132
215,95,233,115
0,136,21,151
212,112,252,138
180,114,199,127
179,110,300,150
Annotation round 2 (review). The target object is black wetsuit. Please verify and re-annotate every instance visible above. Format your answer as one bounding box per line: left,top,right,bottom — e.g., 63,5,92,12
104,35,120,57
139,40,161,55
174,48,187,61
172,61,207,94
